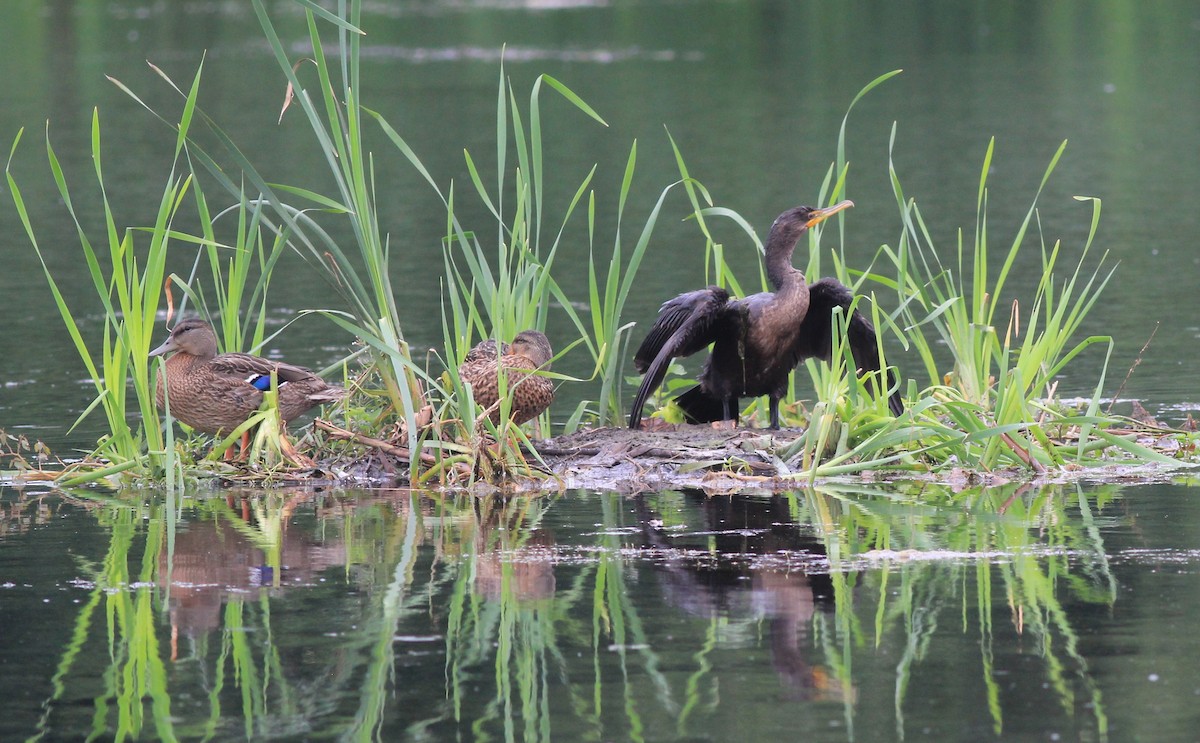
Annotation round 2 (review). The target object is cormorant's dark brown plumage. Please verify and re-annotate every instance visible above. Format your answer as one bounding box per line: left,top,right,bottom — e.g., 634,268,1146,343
629,201,903,429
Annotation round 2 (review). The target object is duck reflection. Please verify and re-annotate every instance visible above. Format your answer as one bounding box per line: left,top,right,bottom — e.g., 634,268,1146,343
158,492,347,659
470,496,556,604
636,491,851,702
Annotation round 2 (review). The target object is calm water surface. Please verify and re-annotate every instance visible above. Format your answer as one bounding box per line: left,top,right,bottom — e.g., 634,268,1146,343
5,482,1200,741
3,1,1200,740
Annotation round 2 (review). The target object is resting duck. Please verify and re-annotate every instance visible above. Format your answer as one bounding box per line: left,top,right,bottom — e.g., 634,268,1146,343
458,330,554,426
149,318,346,457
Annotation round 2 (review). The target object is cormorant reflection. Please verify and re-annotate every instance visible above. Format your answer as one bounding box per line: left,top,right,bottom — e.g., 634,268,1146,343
636,491,851,702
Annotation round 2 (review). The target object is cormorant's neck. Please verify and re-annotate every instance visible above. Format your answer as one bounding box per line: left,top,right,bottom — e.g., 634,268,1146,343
764,227,805,291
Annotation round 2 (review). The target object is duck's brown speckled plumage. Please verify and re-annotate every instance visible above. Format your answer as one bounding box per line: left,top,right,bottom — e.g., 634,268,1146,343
463,339,507,364
149,318,346,436
459,330,554,426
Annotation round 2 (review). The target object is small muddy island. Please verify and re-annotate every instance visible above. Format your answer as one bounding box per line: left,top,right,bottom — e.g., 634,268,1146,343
302,415,1200,496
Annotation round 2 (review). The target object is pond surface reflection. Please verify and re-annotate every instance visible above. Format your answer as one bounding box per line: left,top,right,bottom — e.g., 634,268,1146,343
6,480,1198,741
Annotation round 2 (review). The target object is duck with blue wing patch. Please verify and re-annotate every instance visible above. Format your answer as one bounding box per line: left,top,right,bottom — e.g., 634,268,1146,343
149,318,347,460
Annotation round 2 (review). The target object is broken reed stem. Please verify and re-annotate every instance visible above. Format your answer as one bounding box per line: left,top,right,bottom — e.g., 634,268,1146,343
999,432,1046,474
1106,322,1159,415
314,418,437,465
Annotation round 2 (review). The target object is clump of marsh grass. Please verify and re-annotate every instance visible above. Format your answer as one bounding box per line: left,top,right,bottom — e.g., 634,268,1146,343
879,133,1163,472
7,86,352,486
429,64,688,480
7,104,198,488
93,3,435,480
145,4,650,483
635,70,1175,478
430,67,602,480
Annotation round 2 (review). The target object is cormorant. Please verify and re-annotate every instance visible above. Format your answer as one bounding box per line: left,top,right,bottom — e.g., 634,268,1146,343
628,201,903,429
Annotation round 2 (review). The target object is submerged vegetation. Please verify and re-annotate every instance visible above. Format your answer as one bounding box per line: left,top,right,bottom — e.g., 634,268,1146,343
4,1,1197,490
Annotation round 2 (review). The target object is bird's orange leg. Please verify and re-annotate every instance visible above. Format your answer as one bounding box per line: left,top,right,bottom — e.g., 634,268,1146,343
237,430,251,461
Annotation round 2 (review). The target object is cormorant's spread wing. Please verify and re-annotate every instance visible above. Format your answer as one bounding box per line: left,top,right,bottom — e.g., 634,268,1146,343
629,286,731,428
633,287,731,372
797,278,904,416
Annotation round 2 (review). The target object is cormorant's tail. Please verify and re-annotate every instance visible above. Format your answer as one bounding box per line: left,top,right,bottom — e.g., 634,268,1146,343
673,385,730,424
629,286,732,429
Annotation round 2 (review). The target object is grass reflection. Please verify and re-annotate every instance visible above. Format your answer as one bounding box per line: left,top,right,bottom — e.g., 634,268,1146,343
816,483,1114,739
19,481,1121,741
444,496,560,741
636,484,1117,741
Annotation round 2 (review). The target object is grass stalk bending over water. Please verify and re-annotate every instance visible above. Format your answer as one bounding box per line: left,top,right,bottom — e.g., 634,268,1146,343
7,105,201,486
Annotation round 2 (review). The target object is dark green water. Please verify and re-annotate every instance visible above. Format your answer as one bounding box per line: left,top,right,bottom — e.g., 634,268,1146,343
3,1,1200,740
5,482,1200,741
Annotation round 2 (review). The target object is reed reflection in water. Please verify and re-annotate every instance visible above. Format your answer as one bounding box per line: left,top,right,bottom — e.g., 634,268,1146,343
2,481,1153,741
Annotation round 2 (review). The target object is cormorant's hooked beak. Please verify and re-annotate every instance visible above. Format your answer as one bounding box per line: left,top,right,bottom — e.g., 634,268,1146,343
805,199,854,228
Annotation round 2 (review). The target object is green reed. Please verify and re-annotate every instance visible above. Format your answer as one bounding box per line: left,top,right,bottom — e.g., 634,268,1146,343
8,76,331,482
432,69,599,474
882,132,1169,470
430,65,689,477
148,2,661,477
174,191,285,357
13,0,448,479
6,96,204,483
250,1,431,460
107,2,431,475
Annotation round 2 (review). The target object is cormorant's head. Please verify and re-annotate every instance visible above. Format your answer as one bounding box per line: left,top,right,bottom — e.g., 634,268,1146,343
771,200,855,242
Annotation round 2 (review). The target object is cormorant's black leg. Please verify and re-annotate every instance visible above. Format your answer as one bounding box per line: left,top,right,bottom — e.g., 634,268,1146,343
769,397,780,429
721,397,739,425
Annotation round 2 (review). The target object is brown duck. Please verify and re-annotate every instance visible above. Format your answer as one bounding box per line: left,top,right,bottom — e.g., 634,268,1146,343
629,201,904,429
458,330,555,426
149,318,347,454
